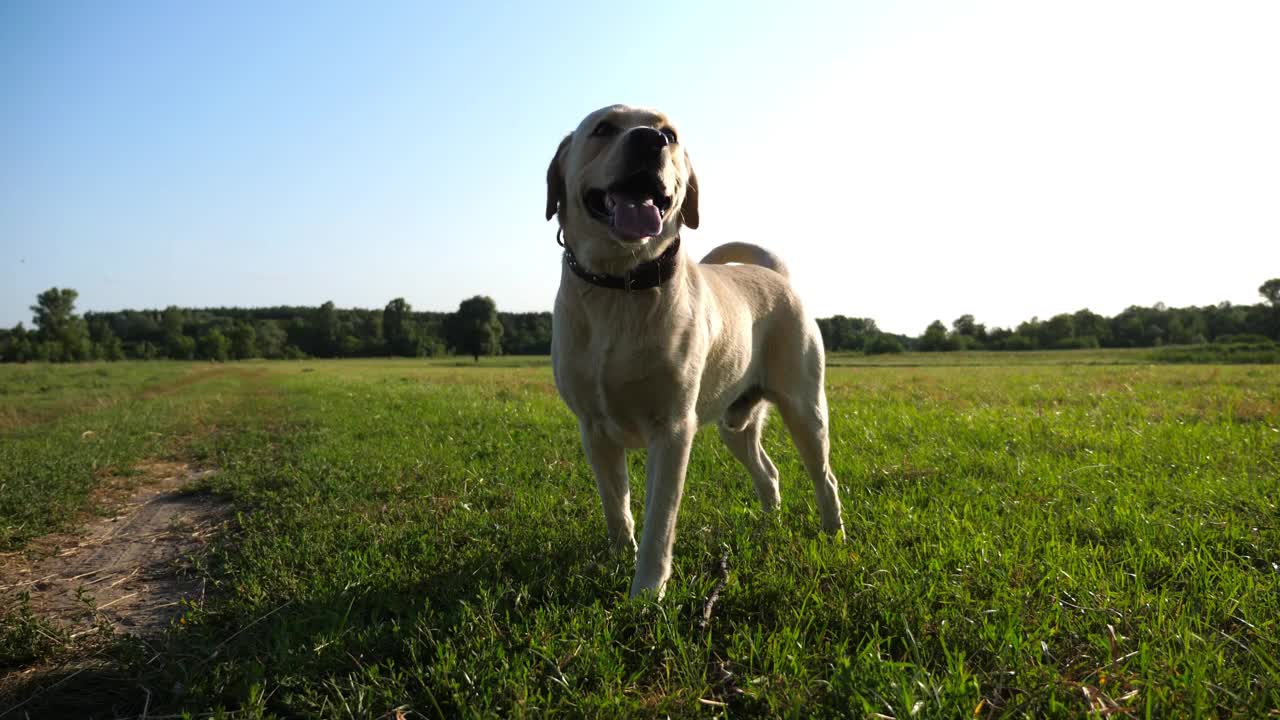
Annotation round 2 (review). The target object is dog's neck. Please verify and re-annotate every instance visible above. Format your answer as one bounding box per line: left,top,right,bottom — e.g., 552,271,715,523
558,228,683,284
563,236,681,291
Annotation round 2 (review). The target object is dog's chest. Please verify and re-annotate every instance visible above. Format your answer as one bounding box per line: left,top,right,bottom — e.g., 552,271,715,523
553,305,702,446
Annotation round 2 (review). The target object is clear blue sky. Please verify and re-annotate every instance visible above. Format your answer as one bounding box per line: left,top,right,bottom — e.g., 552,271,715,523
3,1,1277,334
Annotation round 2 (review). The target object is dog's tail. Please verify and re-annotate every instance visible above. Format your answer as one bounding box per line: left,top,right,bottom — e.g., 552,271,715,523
698,242,790,279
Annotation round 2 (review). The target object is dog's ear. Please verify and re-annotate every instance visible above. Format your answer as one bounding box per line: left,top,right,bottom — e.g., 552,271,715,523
545,133,572,221
680,153,700,230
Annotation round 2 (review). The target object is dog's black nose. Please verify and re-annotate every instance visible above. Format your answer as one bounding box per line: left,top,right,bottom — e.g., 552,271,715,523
625,127,670,166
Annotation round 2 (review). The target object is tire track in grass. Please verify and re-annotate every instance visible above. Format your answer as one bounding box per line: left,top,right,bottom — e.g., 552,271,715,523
0,367,287,716
0,364,226,433
0,366,266,550
0,462,228,640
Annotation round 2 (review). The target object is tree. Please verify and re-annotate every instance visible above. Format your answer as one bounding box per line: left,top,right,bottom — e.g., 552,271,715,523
1260,279,1280,341
917,320,952,352
162,305,184,337
817,315,879,352
951,314,986,340
96,325,125,361
383,298,417,357
31,287,90,361
1166,309,1206,345
357,312,385,355
255,320,288,358
445,296,504,362
1205,302,1247,341
0,324,35,363
162,306,194,358
500,312,555,354
1259,278,1280,306
1071,308,1110,347
88,317,125,361
312,301,341,357
199,329,230,361
169,334,197,360
949,314,986,350
31,287,77,339
1110,309,1145,347
228,321,258,360
1012,318,1043,349
1041,313,1076,348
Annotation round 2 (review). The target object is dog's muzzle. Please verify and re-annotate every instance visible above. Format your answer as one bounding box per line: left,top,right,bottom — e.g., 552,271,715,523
624,127,671,168
583,135,676,241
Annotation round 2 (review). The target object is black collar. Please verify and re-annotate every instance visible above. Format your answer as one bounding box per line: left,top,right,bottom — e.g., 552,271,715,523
563,236,681,291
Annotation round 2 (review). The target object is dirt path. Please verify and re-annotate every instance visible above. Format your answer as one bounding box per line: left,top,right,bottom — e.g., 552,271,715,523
0,461,229,639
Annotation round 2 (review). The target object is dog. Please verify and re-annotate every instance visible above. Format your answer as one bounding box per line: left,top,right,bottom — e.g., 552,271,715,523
545,104,844,598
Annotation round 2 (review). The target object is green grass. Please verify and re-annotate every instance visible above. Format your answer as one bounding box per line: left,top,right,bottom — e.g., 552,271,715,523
0,362,271,549
826,348,1159,367
2,353,1278,717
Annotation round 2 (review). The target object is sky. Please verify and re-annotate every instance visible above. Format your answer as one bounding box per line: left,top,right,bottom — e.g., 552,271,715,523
2,0,1278,335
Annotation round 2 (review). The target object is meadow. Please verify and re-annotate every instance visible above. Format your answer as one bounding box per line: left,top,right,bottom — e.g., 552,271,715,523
1,353,1278,718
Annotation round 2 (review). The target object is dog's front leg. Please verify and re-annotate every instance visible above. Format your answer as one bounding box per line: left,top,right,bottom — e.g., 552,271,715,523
631,420,696,598
580,423,637,556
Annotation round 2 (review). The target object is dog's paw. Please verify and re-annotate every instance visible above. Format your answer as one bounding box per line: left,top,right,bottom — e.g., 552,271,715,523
628,579,666,601
758,493,781,513
610,537,638,558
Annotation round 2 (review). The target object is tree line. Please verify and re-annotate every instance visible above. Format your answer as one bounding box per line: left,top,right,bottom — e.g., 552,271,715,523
2,279,1277,362
0,290,527,363
817,279,1280,354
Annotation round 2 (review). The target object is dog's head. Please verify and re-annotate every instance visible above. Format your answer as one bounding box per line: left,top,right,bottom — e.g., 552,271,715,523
545,105,699,271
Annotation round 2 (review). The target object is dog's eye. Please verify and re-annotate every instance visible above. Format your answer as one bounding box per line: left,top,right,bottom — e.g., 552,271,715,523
591,122,619,138
660,127,678,144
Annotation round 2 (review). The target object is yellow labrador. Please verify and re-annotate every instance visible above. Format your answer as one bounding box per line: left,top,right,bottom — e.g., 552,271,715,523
545,104,843,597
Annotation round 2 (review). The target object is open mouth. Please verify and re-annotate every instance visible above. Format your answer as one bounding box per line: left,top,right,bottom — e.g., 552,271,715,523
583,172,673,241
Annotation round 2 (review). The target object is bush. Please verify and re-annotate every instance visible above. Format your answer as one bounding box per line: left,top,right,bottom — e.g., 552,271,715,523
864,333,904,355
1055,335,1100,349
1151,342,1280,364
199,329,230,362
999,335,1036,351
168,335,197,360
1212,333,1274,346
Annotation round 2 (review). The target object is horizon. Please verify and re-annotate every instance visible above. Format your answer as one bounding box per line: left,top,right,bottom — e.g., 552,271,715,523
4,1,1278,336
10,282,1275,338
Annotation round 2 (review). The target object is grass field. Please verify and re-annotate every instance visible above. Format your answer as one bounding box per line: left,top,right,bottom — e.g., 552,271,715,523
2,354,1278,718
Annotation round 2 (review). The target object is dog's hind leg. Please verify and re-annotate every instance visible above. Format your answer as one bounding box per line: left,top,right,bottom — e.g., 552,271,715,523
776,390,844,535
717,402,781,511
771,341,845,535
580,424,637,556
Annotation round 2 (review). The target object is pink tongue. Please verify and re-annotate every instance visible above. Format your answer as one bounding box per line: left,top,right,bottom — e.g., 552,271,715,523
610,196,662,239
